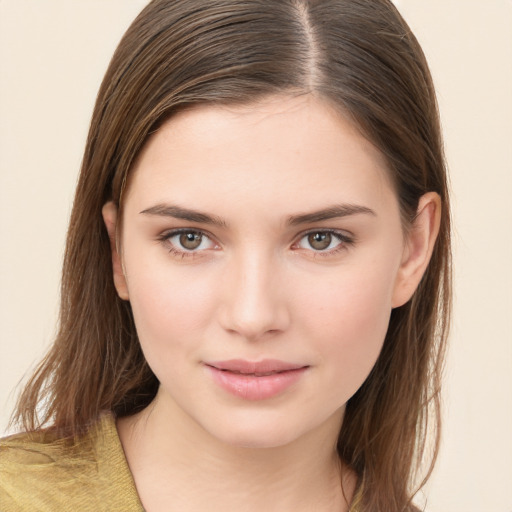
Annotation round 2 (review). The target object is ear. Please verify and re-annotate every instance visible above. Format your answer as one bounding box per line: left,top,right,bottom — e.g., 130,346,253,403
392,192,441,308
102,201,130,301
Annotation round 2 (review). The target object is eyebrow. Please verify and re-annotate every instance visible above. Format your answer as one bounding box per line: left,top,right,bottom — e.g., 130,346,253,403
140,202,375,228
140,204,228,228
287,204,376,225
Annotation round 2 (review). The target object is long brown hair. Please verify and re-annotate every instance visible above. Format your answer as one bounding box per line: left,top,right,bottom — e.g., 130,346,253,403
13,1,451,510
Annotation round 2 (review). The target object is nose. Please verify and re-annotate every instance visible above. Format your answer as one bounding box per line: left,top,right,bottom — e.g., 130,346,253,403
219,250,290,341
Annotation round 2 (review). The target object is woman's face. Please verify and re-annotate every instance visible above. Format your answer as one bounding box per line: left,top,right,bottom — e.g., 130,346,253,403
108,95,415,448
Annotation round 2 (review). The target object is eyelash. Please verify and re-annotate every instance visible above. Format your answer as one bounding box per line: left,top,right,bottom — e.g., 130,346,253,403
157,228,217,259
157,228,355,259
293,229,355,258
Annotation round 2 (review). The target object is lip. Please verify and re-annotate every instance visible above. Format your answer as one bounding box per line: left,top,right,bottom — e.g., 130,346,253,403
205,359,309,401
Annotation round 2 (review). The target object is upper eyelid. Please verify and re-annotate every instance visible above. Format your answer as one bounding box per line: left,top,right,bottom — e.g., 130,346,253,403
157,227,355,247
159,227,217,241
157,228,219,253
159,229,219,257
294,227,355,241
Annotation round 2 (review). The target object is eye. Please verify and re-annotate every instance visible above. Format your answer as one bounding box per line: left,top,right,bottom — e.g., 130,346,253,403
161,229,217,253
295,230,353,252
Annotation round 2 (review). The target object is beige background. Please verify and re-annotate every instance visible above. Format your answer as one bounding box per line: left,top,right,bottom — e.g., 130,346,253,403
1,1,511,510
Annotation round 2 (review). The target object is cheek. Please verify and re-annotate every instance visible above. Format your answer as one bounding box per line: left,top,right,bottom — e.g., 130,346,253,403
297,263,397,400
123,257,219,362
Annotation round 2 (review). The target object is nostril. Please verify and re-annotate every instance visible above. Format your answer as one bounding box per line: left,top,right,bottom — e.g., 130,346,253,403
217,265,291,339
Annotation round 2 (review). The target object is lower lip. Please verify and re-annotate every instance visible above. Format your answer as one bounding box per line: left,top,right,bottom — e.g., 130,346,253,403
205,365,308,401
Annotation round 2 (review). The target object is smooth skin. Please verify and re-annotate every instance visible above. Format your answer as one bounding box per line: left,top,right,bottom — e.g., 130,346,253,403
103,94,440,512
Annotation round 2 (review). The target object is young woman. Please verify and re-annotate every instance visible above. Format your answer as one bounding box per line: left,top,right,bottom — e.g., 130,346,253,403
0,1,451,511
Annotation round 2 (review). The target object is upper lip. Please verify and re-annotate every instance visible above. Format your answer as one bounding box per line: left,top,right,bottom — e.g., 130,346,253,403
205,359,308,375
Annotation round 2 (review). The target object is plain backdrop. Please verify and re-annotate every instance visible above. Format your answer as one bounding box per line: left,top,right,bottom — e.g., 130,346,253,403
1,1,511,511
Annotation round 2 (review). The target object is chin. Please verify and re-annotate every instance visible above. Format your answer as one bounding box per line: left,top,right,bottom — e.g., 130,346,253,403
200,409,334,451
215,426,304,450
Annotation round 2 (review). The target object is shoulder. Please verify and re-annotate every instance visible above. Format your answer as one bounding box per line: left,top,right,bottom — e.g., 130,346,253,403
0,413,143,512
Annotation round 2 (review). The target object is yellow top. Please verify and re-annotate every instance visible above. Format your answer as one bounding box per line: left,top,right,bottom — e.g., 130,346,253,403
0,413,144,512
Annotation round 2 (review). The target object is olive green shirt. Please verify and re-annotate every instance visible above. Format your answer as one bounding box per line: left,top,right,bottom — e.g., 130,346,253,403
0,413,144,511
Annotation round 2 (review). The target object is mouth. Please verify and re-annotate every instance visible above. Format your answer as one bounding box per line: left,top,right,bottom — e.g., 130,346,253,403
204,359,309,400
206,359,307,373
220,370,289,377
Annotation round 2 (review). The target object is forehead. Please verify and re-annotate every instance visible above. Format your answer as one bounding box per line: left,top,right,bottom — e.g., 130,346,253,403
125,94,397,217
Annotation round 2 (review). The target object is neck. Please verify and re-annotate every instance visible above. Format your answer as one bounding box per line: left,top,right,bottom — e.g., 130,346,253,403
117,390,355,512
